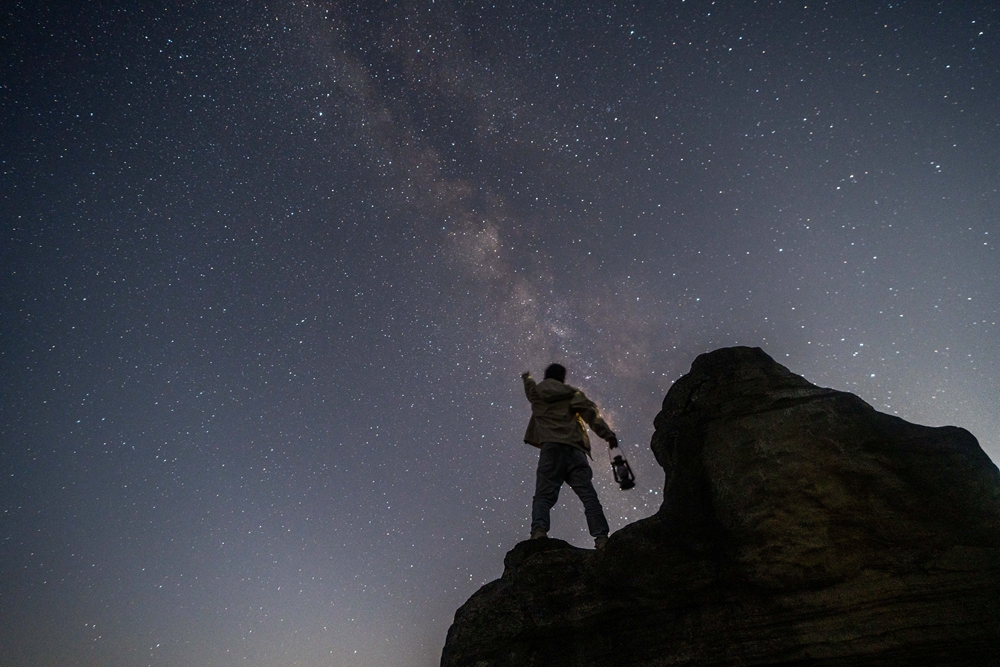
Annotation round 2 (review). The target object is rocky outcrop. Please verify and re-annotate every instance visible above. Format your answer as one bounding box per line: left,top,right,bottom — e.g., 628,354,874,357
441,347,1000,666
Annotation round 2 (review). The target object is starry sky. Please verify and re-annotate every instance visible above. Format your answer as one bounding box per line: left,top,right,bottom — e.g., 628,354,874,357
2,1,998,666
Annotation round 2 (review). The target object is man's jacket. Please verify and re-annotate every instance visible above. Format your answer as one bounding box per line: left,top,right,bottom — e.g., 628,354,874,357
522,374,614,457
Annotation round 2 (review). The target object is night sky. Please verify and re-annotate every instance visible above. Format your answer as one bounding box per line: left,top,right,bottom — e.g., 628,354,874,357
2,1,998,666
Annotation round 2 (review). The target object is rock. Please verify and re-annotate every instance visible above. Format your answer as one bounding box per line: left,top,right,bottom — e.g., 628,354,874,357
441,347,1000,666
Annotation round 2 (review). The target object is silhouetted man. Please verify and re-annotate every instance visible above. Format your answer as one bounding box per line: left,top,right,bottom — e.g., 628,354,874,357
521,363,617,550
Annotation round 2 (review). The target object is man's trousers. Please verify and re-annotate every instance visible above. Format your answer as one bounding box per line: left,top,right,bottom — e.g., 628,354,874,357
531,442,610,538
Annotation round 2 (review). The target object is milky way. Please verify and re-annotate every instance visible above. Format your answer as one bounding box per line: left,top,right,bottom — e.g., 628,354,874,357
2,2,998,666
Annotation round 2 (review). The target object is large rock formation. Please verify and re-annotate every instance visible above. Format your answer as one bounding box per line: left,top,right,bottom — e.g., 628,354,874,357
441,347,1000,666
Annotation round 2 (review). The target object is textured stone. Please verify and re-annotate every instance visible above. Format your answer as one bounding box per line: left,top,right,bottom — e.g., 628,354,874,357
441,347,1000,666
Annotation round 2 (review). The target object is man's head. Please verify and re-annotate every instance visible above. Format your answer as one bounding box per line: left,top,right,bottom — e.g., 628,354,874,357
543,363,566,383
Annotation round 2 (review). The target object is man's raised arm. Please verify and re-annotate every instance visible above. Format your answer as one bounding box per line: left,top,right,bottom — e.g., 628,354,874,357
521,371,537,399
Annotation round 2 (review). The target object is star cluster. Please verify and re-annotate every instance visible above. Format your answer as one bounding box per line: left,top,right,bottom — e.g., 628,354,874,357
2,2,998,666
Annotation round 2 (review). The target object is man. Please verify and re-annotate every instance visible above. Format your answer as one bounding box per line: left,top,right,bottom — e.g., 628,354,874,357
522,363,617,550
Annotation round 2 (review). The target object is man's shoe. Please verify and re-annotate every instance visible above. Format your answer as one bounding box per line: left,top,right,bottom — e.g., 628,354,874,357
594,536,608,550
530,528,548,540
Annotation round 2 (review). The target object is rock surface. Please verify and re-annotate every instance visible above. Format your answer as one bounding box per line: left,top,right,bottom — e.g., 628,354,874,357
441,347,1000,666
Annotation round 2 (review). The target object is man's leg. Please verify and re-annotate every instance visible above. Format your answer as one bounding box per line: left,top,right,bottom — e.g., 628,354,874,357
531,443,564,534
566,448,610,539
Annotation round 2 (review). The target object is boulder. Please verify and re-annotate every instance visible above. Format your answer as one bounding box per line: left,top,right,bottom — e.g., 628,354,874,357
441,347,1000,666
